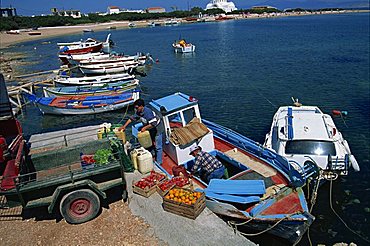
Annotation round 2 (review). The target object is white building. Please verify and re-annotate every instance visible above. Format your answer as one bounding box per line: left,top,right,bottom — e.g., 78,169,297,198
107,6,120,15
205,0,237,13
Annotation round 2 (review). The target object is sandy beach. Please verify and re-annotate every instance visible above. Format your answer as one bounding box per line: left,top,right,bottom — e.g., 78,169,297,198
1,10,368,49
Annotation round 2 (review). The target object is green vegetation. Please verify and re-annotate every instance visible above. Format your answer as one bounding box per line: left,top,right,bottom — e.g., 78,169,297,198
0,7,347,31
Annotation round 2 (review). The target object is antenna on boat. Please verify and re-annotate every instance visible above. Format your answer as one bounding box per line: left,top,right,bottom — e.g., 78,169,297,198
291,97,302,107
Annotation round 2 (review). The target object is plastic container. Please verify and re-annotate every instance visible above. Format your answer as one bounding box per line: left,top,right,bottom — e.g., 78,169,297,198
97,127,110,139
130,147,146,170
138,131,152,148
113,128,126,142
137,150,153,174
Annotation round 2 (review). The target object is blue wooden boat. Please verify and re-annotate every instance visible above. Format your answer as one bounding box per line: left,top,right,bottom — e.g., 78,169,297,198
130,92,318,244
27,89,140,115
43,79,139,97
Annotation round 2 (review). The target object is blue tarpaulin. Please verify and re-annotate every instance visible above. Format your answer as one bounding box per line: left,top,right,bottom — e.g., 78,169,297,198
205,191,261,204
206,179,266,195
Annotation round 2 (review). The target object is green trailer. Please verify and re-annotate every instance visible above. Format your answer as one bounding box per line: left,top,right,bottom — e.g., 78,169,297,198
0,136,132,224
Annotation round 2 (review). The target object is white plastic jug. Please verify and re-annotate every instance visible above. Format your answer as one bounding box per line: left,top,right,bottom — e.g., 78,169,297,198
137,150,153,174
130,147,145,170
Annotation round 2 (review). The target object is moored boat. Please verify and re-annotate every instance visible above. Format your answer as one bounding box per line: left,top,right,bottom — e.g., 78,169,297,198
43,79,139,97
54,73,136,86
58,34,113,54
129,92,316,244
263,101,360,180
58,52,109,65
173,40,195,53
27,89,140,115
79,61,140,75
79,54,147,66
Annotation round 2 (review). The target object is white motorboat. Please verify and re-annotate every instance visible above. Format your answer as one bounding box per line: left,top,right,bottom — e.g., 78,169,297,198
173,40,195,53
264,101,360,179
58,52,110,65
54,73,136,86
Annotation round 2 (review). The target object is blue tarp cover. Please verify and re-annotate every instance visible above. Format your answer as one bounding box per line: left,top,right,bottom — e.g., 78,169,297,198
206,179,266,195
205,191,261,204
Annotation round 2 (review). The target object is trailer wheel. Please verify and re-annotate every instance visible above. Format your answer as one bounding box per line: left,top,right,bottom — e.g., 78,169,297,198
59,189,100,224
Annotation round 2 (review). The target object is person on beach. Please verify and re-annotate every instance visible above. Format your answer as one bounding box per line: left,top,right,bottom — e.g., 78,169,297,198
118,99,163,164
189,145,225,183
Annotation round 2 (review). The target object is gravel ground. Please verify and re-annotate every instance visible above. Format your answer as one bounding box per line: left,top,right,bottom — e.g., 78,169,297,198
0,199,166,246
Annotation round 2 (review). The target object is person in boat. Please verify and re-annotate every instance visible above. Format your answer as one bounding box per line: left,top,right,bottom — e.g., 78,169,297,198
189,145,225,183
118,99,163,164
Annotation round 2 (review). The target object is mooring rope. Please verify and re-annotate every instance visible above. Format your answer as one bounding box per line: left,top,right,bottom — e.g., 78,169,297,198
329,179,370,243
228,214,294,237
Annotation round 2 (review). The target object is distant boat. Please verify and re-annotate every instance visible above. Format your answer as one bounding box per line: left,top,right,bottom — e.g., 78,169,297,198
147,22,160,27
79,61,140,75
27,90,140,115
83,29,94,32
28,31,42,36
173,39,195,53
108,26,117,29
6,30,20,35
128,23,136,28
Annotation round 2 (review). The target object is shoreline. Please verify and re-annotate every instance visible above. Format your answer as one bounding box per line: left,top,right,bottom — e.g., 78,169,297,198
0,10,368,49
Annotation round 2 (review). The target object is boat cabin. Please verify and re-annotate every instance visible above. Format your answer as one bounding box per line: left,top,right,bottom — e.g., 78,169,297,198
132,92,215,165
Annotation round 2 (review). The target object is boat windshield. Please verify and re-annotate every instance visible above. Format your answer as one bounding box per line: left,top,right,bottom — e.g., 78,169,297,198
285,140,336,156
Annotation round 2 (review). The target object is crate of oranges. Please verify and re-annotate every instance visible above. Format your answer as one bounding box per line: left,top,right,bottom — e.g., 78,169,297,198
162,187,206,219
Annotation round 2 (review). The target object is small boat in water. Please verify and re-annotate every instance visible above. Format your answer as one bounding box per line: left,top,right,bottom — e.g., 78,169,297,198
58,34,113,54
43,79,139,97
55,73,136,86
128,23,136,28
173,39,195,53
129,92,316,244
79,54,147,66
264,100,360,180
28,31,42,36
83,29,94,32
27,89,140,115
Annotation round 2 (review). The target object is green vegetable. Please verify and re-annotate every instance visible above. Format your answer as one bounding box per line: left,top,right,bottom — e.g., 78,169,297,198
94,149,113,165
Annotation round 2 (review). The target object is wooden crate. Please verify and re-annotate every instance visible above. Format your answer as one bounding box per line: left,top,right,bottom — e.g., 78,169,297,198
156,179,193,197
156,183,175,197
132,181,157,198
162,187,206,219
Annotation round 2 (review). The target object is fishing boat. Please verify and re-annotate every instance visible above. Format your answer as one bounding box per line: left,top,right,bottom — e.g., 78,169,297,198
27,89,140,115
43,79,139,97
58,52,109,65
173,40,195,53
130,92,317,244
54,73,136,86
79,61,140,75
263,100,360,180
79,54,147,66
58,34,113,54
83,29,94,33
128,23,136,28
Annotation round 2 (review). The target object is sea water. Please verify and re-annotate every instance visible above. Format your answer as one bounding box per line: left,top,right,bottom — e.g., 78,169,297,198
8,12,370,245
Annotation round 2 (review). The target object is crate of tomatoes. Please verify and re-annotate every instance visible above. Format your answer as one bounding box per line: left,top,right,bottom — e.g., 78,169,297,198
156,176,192,197
162,187,205,219
133,171,166,197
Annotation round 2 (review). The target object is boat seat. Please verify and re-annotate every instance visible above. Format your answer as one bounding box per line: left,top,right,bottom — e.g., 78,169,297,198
206,179,266,196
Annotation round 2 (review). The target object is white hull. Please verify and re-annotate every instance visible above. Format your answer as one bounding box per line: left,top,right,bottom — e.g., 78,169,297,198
79,62,139,75
173,44,195,53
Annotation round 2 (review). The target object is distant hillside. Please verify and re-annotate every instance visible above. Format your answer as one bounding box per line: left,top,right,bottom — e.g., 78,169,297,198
237,0,369,10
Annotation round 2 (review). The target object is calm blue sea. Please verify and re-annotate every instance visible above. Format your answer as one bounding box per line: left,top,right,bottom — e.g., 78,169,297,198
8,13,370,245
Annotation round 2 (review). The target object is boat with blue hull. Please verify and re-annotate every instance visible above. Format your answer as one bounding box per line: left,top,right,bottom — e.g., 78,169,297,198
26,89,140,115
130,92,317,244
43,79,139,97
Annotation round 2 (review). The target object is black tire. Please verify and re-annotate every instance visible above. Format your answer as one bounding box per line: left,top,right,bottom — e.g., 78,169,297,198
59,189,100,224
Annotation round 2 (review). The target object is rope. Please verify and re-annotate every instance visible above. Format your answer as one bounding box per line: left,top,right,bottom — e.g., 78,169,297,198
309,176,321,213
248,82,277,108
117,104,131,124
340,114,349,128
329,179,370,243
228,214,294,237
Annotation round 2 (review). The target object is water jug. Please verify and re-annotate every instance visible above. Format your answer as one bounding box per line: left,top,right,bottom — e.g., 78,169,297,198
130,147,145,170
138,131,152,148
113,127,126,142
137,150,153,174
